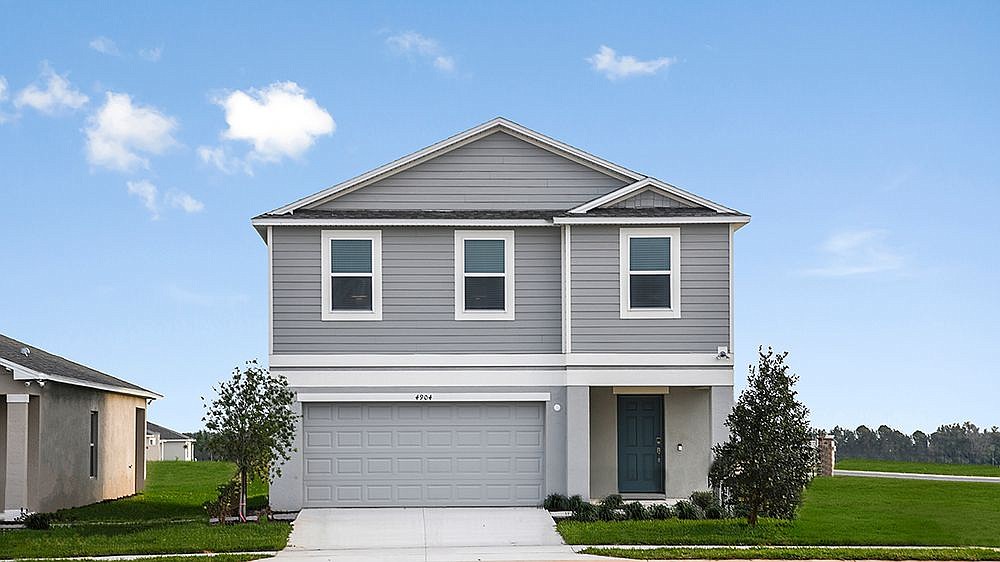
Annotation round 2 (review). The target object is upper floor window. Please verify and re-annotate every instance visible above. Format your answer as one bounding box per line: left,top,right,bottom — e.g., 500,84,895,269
619,227,681,319
455,230,515,320
321,230,382,321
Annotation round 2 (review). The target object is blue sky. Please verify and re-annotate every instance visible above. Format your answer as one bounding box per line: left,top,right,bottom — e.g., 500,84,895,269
1,2,998,433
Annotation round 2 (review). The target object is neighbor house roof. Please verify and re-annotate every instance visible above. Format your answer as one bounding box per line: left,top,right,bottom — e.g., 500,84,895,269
0,333,161,399
146,422,192,441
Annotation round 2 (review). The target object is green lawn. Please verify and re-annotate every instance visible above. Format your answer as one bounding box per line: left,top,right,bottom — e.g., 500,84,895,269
47,554,271,562
558,476,1000,546
583,547,1000,560
836,459,1000,477
0,461,289,558
58,461,268,522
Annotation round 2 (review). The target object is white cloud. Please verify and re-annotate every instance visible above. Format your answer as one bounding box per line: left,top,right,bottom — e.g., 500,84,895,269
127,180,159,219
139,47,163,62
587,45,676,80
0,77,8,124
89,36,121,56
166,189,204,213
197,145,251,175
85,92,178,171
205,81,333,170
14,65,89,113
386,31,456,73
803,229,905,277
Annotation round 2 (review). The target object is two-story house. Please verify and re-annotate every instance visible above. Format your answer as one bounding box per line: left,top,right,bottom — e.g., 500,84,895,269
253,118,749,510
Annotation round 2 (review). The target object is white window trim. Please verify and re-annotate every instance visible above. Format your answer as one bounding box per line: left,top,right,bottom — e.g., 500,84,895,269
454,230,515,321
619,227,681,319
321,230,382,321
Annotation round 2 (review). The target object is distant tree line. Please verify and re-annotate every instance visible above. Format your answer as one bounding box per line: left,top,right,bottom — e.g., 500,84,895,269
829,422,1000,465
188,429,229,461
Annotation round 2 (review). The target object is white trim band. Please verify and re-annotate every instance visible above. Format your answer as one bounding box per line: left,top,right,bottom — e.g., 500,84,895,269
6,393,30,403
297,392,552,403
252,218,555,227
0,357,161,399
553,216,750,225
269,352,733,368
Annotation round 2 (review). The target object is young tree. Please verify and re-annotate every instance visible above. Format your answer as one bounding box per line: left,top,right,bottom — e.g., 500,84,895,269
202,360,296,521
709,348,815,525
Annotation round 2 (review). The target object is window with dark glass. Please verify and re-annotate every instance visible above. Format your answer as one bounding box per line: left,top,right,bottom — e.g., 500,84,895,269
330,239,373,311
463,239,505,310
628,237,671,308
89,411,99,477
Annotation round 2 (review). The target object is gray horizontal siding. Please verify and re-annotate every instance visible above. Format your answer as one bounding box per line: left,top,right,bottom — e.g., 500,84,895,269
317,132,627,211
571,224,730,353
272,226,562,354
610,189,693,209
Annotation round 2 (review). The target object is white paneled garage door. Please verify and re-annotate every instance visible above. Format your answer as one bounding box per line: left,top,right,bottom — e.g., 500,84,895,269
302,401,545,507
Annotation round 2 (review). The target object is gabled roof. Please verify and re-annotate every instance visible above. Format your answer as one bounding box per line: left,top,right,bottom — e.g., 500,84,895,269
568,178,737,215
265,117,645,215
147,422,193,441
0,333,161,399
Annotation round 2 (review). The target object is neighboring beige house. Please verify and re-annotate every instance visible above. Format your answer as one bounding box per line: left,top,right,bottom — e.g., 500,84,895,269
0,334,160,519
146,422,195,461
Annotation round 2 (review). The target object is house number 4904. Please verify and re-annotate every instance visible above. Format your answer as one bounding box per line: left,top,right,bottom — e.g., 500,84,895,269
414,394,433,401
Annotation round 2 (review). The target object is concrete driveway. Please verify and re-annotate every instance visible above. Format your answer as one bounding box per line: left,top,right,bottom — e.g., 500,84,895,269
274,507,597,561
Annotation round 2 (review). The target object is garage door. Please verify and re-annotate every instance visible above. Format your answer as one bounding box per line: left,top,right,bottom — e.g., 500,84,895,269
302,401,545,507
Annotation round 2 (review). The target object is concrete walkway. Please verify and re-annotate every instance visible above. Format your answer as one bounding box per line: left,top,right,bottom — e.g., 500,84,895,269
274,507,601,561
834,469,1000,483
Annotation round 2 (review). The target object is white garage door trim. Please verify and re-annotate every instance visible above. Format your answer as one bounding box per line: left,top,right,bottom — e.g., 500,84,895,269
298,392,551,402
302,401,546,507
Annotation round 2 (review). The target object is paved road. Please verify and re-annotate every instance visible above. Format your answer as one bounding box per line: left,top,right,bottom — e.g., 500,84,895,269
834,469,1000,483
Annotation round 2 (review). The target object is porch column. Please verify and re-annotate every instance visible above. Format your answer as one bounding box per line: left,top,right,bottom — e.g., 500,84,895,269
565,386,590,499
4,394,29,515
709,386,734,449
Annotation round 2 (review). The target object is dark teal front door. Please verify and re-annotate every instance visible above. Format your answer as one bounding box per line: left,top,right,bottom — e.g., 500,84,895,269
617,395,664,493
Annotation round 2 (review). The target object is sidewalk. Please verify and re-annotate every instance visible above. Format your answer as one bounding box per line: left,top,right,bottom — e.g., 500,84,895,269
834,469,1000,483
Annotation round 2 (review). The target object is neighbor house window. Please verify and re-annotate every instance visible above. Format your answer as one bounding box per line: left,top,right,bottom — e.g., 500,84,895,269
455,230,514,320
620,227,681,319
89,411,99,478
321,230,382,321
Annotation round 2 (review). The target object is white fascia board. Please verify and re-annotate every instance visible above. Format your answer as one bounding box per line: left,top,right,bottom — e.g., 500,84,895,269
297,392,551,403
0,357,162,400
278,369,567,388
264,117,643,215
251,218,554,227
553,216,750,226
269,353,732,368
568,178,738,215
278,367,733,388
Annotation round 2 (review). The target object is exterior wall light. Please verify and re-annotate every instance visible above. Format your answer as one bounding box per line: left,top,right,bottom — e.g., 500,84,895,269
677,443,683,452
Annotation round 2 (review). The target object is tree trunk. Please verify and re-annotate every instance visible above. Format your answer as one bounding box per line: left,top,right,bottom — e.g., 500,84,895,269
748,500,759,526
239,468,248,523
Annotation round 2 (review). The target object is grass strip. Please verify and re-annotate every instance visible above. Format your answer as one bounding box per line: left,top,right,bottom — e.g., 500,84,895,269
0,521,290,559
582,546,1000,560
835,459,1000,478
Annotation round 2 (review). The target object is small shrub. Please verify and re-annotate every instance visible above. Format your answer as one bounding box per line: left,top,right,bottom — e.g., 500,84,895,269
567,494,586,511
689,491,717,511
572,502,600,522
622,501,648,520
544,493,569,511
674,499,706,520
203,478,240,524
597,494,626,521
598,494,624,510
704,505,726,519
18,512,55,530
648,503,674,520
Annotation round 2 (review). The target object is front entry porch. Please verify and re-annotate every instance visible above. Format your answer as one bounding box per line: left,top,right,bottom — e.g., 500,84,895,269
564,385,733,501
